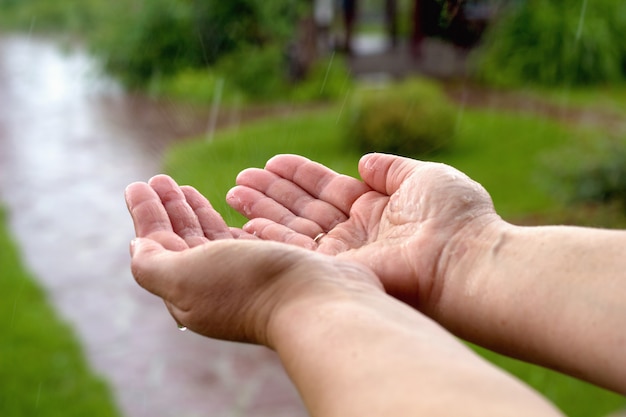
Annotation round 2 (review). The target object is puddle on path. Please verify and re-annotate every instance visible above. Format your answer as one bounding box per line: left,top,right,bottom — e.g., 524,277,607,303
0,35,306,417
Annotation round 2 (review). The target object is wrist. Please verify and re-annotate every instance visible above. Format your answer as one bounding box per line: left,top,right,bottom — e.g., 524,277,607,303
262,258,385,349
265,274,563,417
432,215,513,326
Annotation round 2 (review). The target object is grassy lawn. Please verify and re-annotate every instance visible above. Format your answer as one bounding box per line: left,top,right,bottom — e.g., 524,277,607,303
164,91,626,416
534,84,626,115
0,207,122,417
164,107,365,227
165,102,577,223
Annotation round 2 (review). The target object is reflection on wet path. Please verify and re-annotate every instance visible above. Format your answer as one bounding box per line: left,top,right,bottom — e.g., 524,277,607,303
0,35,305,417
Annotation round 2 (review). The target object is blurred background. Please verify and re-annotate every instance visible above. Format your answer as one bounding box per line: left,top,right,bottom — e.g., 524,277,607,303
0,0,625,416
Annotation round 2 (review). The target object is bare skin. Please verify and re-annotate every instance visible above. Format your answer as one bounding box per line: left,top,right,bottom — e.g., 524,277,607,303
226,153,498,308
125,175,563,417
227,153,626,394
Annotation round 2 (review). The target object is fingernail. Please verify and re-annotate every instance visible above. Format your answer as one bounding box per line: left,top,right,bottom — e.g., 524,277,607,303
129,238,138,256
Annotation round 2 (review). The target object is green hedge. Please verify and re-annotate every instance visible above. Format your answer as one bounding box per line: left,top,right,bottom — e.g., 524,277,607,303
475,0,626,87
90,0,306,89
344,78,456,157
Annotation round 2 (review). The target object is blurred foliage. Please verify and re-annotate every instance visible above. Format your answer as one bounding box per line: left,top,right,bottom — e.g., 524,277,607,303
90,0,307,89
0,0,113,33
540,134,626,210
148,68,247,105
0,0,309,90
290,54,353,103
92,0,203,87
344,78,456,157
191,0,305,64
0,0,352,102
149,51,351,104
0,207,121,417
214,45,288,101
475,0,626,87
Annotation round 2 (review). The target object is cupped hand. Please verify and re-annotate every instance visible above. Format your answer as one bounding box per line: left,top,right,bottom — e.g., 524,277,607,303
125,175,382,346
226,153,501,311
125,174,254,250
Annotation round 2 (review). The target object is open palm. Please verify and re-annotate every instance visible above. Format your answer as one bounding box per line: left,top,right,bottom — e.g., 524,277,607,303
227,153,499,310
125,174,383,343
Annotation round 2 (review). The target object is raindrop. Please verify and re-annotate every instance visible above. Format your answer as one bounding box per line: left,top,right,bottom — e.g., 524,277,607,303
320,51,335,94
336,90,350,124
206,77,225,142
575,0,588,41
35,381,42,409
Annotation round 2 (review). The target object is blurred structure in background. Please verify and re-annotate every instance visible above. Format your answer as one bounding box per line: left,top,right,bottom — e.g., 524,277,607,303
302,0,508,80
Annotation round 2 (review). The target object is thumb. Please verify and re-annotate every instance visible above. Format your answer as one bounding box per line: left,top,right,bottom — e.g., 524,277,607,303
358,153,419,196
130,237,165,258
130,238,174,298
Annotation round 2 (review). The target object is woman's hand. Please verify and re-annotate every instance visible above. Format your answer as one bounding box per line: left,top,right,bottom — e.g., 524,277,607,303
125,175,383,346
226,153,502,311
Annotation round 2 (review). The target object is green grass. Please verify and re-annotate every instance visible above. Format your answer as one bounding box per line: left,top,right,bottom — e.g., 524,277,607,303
471,345,626,417
164,107,364,227
165,101,577,222
432,109,576,218
164,95,626,416
0,207,122,416
527,84,626,116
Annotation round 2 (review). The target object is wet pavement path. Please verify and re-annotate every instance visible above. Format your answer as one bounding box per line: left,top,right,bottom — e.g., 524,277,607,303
0,35,306,417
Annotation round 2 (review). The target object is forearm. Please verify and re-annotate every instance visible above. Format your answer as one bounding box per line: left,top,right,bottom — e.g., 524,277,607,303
271,292,562,417
441,222,626,393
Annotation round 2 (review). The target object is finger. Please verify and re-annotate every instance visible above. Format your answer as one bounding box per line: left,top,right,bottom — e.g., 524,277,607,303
125,182,174,238
234,168,348,232
242,218,349,256
148,175,207,247
229,227,259,240
358,153,419,196
227,185,325,237
180,186,233,241
234,169,347,235
242,218,318,250
264,154,371,216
